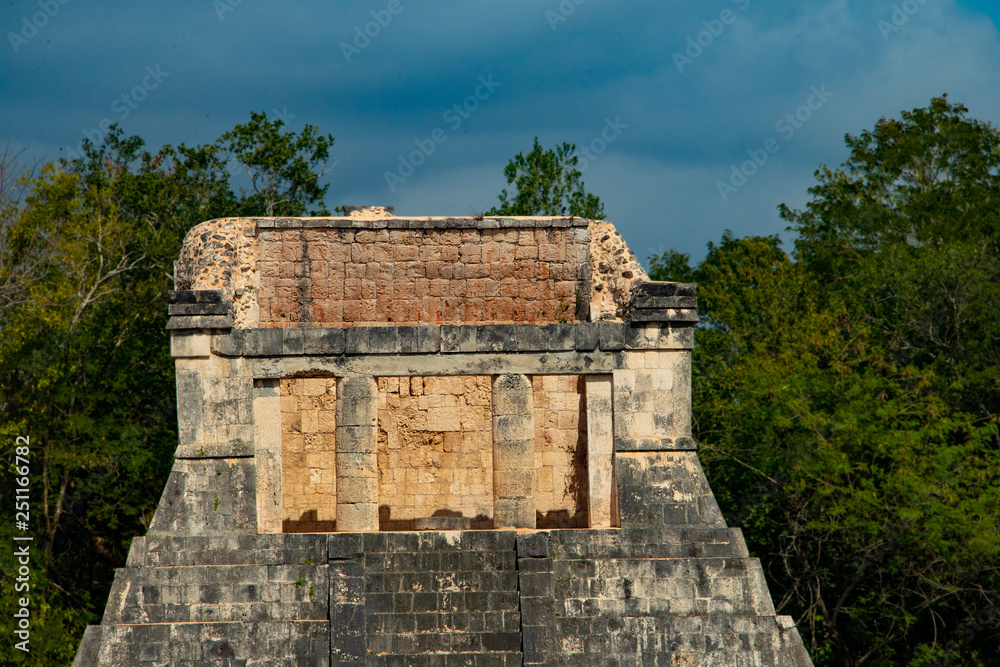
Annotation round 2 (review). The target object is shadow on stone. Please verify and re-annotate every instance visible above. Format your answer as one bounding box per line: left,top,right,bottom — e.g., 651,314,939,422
283,510,336,533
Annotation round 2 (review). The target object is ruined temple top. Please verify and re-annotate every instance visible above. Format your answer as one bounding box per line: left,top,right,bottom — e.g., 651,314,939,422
173,214,697,330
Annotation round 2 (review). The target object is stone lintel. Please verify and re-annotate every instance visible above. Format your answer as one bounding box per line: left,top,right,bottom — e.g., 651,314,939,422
168,302,231,316
174,443,255,459
251,351,621,379
211,322,695,359
168,289,228,304
631,281,697,297
628,309,700,323
170,331,212,359
166,315,233,331
615,436,697,452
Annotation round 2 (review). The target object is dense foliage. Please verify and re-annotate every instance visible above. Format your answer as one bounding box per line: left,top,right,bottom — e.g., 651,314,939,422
0,114,335,664
487,137,605,219
1,98,997,666
650,96,1000,666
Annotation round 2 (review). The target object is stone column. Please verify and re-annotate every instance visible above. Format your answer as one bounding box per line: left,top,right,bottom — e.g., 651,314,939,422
613,350,693,451
171,331,211,448
585,375,614,528
252,379,282,533
492,374,536,529
335,376,379,532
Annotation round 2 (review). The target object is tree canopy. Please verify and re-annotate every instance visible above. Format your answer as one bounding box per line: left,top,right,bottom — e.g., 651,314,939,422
2,99,998,666
651,96,1000,666
0,112,336,665
487,137,605,219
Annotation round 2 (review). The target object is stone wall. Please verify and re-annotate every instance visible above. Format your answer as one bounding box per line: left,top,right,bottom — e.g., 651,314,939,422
376,376,494,530
329,531,523,666
74,215,816,665
173,346,254,457
276,372,595,533
280,378,337,532
255,226,588,328
532,375,589,528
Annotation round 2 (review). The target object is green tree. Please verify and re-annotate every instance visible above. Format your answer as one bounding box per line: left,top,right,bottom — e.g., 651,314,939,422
651,97,1000,666
488,137,605,218
0,113,338,665
782,95,1000,424
218,111,336,216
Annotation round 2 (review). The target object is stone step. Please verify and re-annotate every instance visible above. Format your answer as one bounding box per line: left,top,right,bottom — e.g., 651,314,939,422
364,652,522,667
519,526,751,560
73,620,329,666
367,628,522,654
128,533,328,567
531,613,806,667
101,563,328,625
328,529,518,560
329,530,523,664
130,528,751,567
547,556,775,616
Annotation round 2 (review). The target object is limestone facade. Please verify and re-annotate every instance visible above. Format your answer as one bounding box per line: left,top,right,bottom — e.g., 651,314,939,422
280,378,337,533
254,226,587,327
74,212,814,667
376,375,494,531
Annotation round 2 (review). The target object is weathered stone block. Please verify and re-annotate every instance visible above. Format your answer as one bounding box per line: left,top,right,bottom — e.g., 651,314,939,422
336,398,377,429
574,322,599,351
399,325,441,354
493,498,535,530
302,327,346,355
439,324,473,353
335,452,377,478
245,328,283,356
494,469,535,499
477,324,517,352
335,502,378,532
516,533,551,559
346,326,400,355
515,325,548,352
169,302,231,316
171,331,212,358
547,323,575,350
598,321,625,351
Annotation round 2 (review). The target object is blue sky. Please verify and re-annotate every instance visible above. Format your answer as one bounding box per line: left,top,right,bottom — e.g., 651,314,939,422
2,0,999,265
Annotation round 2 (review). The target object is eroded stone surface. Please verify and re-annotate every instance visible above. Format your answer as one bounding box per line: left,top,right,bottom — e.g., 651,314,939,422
588,220,649,320
175,216,666,328
78,214,813,667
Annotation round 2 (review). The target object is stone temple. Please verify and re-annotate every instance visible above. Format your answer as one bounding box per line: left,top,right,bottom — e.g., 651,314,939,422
73,208,814,666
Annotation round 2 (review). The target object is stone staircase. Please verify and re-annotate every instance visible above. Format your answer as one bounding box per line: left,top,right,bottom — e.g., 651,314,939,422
73,535,330,666
517,527,812,667
76,527,810,666
328,531,523,667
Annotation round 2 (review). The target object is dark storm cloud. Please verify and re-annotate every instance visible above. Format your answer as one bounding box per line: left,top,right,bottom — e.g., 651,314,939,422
3,0,1000,262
